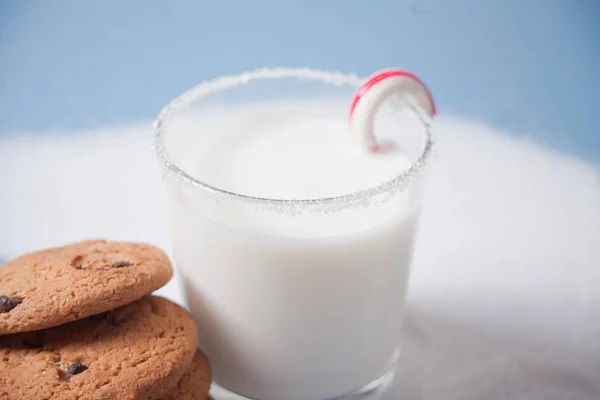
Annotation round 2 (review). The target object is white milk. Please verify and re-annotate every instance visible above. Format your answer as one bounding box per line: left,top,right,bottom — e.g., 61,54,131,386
168,101,427,400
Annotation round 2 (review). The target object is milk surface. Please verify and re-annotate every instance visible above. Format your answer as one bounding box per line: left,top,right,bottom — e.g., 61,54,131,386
177,105,411,199
169,101,423,399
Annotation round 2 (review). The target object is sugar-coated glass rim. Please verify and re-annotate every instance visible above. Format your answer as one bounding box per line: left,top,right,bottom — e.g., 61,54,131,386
153,67,433,207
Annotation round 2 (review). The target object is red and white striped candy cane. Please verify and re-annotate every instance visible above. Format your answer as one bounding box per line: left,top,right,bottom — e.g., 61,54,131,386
349,69,436,152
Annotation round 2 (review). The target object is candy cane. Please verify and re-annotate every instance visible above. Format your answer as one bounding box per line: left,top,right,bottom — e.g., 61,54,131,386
349,69,436,152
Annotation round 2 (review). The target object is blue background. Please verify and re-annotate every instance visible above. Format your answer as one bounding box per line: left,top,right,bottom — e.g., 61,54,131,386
1,0,599,161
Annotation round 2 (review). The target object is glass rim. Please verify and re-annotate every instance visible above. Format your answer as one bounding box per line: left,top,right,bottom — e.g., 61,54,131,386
153,67,434,207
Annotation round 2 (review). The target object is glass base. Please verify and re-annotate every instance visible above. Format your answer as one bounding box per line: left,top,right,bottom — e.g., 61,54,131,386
209,359,396,400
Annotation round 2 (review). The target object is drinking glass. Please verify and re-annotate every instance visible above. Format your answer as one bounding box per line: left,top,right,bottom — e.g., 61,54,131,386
154,68,434,400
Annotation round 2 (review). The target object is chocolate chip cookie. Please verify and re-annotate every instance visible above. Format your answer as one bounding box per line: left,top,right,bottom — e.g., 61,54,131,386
0,296,197,400
0,240,172,334
162,350,212,400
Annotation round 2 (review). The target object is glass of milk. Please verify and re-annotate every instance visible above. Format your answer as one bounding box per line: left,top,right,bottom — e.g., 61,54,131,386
155,68,434,400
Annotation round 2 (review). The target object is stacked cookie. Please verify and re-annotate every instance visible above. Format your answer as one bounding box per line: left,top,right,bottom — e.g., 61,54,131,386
0,240,211,399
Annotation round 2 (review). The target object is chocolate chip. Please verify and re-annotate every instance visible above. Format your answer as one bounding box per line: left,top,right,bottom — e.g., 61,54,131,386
66,362,88,377
112,260,132,268
70,255,85,269
0,296,23,313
